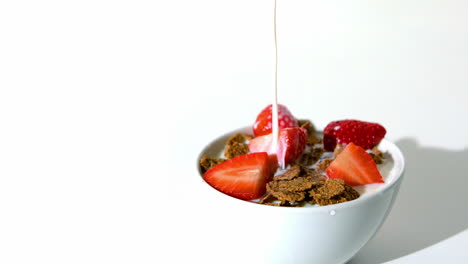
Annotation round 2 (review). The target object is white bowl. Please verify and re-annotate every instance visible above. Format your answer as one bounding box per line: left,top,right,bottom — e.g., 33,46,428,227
196,127,405,264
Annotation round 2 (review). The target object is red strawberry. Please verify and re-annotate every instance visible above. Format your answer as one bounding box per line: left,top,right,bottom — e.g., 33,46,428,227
323,120,386,151
253,104,299,137
326,142,384,186
249,127,307,168
204,152,274,200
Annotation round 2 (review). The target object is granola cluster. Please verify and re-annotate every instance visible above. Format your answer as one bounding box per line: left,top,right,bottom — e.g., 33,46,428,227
199,133,251,173
259,165,360,206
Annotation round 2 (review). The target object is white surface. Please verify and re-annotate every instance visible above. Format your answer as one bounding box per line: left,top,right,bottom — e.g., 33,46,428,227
385,229,468,264
1,0,467,263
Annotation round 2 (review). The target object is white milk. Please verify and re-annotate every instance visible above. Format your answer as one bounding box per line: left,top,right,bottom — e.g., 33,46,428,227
271,0,279,167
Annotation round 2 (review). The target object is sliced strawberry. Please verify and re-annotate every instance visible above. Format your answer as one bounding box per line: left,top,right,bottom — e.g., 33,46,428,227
277,127,307,168
326,142,384,186
323,120,386,151
248,127,307,168
253,104,299,137
204,152,274,200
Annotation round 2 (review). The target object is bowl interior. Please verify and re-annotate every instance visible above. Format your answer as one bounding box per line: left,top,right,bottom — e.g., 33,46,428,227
197,126,405,211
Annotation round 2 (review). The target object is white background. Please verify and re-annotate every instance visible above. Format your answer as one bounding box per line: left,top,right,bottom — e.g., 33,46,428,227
1,0,468,263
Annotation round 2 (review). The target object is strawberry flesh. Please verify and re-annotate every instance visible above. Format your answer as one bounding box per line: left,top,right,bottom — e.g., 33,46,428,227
253,104,298,137
248,127,307,168
326,142,384,186
204,152,274,200
323,120,386,151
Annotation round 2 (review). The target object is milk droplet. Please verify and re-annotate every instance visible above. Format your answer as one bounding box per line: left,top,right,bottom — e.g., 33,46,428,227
329,210,336,216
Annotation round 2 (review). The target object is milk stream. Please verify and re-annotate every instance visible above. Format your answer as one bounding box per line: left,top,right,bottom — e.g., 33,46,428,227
272,0,280,167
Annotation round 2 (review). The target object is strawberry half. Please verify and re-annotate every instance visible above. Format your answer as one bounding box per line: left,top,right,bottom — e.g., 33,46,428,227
323,120,386,151
204,152,274,200
253,104,299,137
326,142,384,186
248,127,307,168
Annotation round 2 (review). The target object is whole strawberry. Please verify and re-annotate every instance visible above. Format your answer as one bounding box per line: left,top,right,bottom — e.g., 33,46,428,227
253,104,298,137
323,120,386,151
